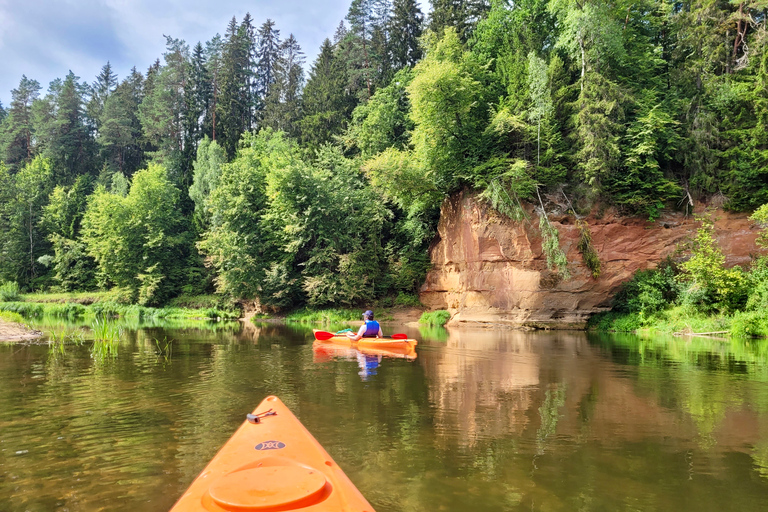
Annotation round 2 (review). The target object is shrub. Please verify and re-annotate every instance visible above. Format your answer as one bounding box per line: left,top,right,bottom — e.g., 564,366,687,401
419,310,451,326
730,311,768,338
394,292,422,307
0,311,26,324
0,281,21,302
613,259,679,315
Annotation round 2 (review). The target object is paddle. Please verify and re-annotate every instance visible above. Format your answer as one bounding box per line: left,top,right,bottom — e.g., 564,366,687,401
315,330,409,341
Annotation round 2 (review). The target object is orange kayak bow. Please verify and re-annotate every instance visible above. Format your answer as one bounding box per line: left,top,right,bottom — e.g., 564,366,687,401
170,396,375,512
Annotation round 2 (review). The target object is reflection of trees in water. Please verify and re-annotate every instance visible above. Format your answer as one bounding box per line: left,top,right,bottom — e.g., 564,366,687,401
537,384,566,454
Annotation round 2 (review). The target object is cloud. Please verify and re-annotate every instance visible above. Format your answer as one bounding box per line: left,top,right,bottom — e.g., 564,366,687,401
0,0,429,107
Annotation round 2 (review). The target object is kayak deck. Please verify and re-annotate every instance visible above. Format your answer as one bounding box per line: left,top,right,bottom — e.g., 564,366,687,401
312,329,418,351
170,396,374,512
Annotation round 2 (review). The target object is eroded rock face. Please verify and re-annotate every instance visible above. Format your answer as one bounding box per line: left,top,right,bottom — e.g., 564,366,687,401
419,190,761,328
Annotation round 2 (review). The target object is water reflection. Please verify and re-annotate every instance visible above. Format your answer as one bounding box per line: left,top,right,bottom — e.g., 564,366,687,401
3,321,768,511
311,340,415,381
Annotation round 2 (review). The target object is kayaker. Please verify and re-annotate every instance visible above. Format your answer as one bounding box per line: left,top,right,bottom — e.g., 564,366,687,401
346,310,383,340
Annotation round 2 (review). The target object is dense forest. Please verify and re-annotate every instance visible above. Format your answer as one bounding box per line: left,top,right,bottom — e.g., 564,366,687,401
0,0,767,310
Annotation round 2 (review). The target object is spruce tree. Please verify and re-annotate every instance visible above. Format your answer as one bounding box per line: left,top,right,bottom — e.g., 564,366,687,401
300,39,355,146
255,19,282,124
0,76,41,170
87,62,118,132
389,0,424,70
203,35,224,141
217,17,250,158
262,34,305,136
429,0,491,43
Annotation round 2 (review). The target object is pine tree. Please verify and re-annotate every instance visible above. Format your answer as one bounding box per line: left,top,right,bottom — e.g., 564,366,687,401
99,70,144,177
138,36,190,173
342,0,390,100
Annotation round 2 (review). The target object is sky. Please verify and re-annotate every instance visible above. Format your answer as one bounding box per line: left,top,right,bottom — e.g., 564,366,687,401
0,0,430,107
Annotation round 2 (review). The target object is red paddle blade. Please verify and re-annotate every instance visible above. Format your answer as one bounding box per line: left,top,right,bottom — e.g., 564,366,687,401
314,331,335,341
391,333,408,339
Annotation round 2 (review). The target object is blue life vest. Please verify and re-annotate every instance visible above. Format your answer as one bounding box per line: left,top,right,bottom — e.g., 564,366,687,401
363,320,380,337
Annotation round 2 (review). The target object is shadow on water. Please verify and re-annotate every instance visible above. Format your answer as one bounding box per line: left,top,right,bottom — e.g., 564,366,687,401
3,321,768,511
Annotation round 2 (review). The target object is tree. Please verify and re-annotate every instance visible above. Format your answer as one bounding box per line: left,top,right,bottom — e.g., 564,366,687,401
549,0,629,187
262,34,305,135
255,19,282,121
38,71,96,183
189,136,226,229
407,28,493,193
348,68,415,157
99,69,144,177
81,164,188,304
429,0,491,43
40,175,97,291
5,157,55,288
0,76,41,170
527,52,553,166
87,62,118,132
217,17,250,158
203,35,224,141
389,0,424,70
197,130,287,300
300,39,356,147
138,36,191,181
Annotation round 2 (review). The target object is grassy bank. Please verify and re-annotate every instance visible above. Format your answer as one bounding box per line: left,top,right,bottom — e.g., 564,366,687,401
0,300,239,323
588,305,768,339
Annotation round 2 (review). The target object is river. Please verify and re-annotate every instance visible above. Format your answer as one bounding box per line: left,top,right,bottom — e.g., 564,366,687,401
2,320,768,511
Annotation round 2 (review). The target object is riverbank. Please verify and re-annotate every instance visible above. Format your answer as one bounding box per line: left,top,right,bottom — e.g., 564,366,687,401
589,305,768,339
0,313,42,342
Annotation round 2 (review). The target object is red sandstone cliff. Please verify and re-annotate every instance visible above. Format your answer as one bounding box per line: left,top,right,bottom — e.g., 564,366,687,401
419,190,762,328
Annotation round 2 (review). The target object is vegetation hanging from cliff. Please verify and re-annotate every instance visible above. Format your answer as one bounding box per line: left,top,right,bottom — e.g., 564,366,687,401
576,219,600,278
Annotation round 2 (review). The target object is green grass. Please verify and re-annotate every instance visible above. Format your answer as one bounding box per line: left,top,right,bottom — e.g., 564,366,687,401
590,305,737,337
418,310,451,326
22,290,110,304
166,294,231,310
286,308,360,326
0,282,21,302
0,310,26,324
0,300,239,322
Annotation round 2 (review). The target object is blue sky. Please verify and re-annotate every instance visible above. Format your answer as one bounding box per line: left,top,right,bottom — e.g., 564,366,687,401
0,0,430,107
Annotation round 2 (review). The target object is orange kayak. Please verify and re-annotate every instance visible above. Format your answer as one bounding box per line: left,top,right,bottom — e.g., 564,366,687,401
312,341,417,361
312,329,418,351
170,396,375,512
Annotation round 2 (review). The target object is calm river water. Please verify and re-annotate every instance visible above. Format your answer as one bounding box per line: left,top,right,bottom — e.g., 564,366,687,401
2,320,768,511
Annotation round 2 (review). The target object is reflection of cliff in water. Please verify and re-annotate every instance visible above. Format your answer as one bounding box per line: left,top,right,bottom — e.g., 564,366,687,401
419,328,540,448
418,328,768,464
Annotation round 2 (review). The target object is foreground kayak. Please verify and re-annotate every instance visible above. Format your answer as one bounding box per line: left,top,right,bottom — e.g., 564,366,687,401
313,340,417,361
312,329,418,351
170,396,374,512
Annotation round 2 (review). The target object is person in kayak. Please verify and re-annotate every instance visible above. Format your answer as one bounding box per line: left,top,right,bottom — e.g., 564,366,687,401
346,310,383,340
